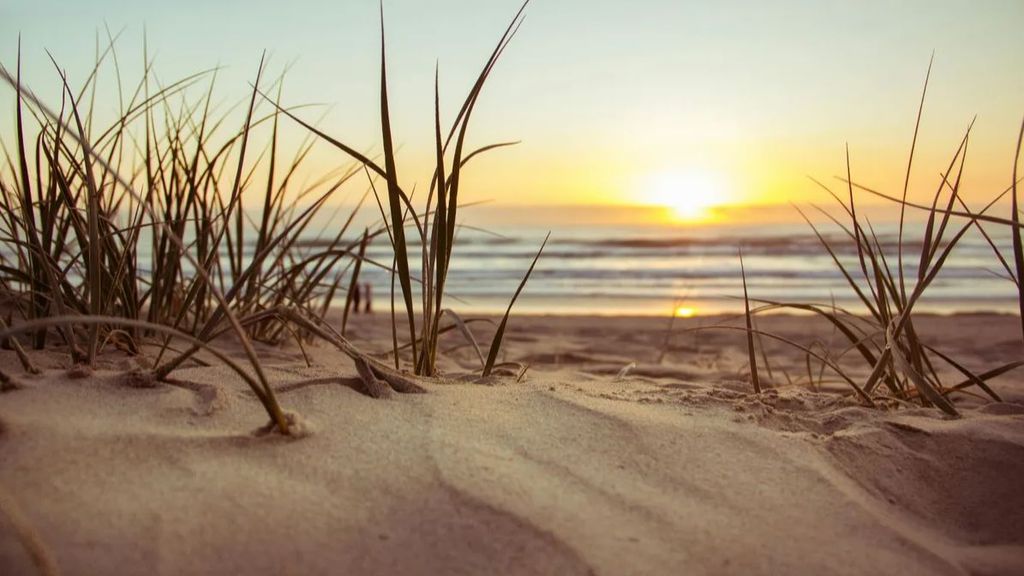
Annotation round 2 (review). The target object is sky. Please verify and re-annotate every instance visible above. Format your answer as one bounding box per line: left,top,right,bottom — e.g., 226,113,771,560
3,0,1024,224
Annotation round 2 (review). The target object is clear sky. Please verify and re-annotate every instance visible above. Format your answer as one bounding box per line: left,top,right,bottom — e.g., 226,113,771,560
4,0,1024,223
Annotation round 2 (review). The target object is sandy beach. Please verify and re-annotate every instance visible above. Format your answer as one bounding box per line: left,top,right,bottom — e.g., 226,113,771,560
2,312,1022,575
4,0,1024,573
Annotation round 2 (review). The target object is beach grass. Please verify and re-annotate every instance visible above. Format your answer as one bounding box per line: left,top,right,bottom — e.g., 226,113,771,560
690,66,1024,413
1,3,1019,432
264,0,540,378
0,46,369,433
0,2,542,434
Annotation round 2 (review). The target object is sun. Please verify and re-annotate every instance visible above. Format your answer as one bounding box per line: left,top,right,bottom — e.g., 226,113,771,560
674,306,696,318
643,169,730,222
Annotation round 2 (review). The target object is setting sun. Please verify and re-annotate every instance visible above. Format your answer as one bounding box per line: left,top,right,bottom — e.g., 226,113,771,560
642,169,730,222
674,306,696,318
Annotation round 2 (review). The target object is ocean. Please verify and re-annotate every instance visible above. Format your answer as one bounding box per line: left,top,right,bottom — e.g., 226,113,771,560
347,219,1018,317
20,208,1009,319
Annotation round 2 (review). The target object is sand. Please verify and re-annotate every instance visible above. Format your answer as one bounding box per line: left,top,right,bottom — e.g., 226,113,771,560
1,312,1023,575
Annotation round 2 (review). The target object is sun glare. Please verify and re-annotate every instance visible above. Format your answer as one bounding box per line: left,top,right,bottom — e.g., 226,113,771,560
643,169,730,222
674,306,696,318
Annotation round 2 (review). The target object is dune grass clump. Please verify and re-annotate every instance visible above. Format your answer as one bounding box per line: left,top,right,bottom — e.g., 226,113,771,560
267,0,545,378
0,42,385,433
722,65,1024,414
0,3,543,433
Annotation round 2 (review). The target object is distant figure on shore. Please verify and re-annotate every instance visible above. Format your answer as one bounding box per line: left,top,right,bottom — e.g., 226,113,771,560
348,283,374,315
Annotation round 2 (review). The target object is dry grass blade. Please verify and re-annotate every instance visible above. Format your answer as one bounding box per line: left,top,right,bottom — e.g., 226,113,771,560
377,4,419,369
341,230,369,336
13,41,47,350
945,360,1024,394
423,65,448,375
844,178,1024,229
896,55,933,303
1010,117,1024,343
739,248,761,393
354,356,392,399
886,320,957,416
483,232,548,377
440,308,486,368
49,61,103,364
924,344,1003,402
748,299,880,367
795,203,882,322
0,316,40,374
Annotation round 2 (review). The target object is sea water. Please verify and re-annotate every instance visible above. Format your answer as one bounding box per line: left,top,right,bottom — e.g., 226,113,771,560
346,220,1017,317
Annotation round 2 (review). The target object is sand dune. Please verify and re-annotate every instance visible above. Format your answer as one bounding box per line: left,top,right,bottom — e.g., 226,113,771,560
1,313,1022,575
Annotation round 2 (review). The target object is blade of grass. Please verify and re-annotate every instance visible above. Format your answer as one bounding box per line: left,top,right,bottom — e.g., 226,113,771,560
483,232,548,377
440,308,485,368
739,248,761,393
1010,117,1024,343
897,54,933,304
341,229,369,336
377,3,419,370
